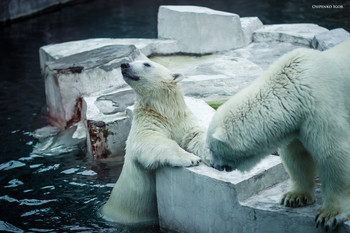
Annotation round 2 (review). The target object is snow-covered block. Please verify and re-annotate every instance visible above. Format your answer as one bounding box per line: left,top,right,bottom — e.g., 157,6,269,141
253,24,329,46
82,88,135,159
240,17,263,45
39,38,179,74
44,44,147,129
158,5,245,54
156,155,289,233
312,28,350,51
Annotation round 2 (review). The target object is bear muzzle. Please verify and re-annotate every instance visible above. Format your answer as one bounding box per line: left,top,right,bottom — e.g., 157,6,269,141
121,63,130,69
121,63,140,81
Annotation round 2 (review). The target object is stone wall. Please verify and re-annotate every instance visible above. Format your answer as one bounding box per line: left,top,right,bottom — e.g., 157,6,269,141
0,0,76,23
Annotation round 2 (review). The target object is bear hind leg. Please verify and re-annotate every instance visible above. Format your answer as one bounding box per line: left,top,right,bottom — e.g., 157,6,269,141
314,142,350,231
278,139,316,208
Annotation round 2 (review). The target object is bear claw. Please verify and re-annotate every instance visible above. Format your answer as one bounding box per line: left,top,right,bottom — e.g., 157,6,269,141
315,212,344,232
302,197,308,205
280,197,285,205
315,214,319,222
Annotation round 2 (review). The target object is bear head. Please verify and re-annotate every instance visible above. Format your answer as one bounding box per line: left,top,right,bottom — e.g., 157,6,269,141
207,119,266,172
120,61,183,98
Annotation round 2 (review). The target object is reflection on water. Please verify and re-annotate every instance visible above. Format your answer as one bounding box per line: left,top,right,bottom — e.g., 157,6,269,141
0,0,348,231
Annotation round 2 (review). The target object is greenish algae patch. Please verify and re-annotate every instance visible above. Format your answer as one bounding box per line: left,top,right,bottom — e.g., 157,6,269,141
206,100,228,110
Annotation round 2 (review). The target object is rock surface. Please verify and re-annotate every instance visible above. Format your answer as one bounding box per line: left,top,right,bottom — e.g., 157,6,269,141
224,41,304,70
156,158,350,233
151,41,302,101
43,44,147,129
253,24,329,46
158,5,245,54
39,38,179,74
312,28,350,51
82,88,135,159
241,17,264,45
152,54,262,102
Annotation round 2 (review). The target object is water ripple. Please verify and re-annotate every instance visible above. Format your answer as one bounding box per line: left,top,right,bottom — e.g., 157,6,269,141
4,179,24,188
0,221,24,233
0,160,26,171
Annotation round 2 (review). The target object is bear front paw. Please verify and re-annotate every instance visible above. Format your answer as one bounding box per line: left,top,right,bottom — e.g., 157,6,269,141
280,191,315,208
185,153,201,167
171,152,201,167
315,207,350,232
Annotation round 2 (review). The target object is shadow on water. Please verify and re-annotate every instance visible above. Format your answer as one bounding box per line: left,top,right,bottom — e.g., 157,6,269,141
0,0,349,231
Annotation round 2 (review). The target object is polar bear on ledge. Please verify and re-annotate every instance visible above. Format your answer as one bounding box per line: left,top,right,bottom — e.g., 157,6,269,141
207,39,350,231
101,60,210,225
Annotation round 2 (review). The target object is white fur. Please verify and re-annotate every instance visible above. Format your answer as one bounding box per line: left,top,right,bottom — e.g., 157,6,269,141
207,39,350,231
101,60,210,225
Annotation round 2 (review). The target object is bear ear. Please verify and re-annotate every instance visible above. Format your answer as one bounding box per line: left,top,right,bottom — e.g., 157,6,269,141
172,73,184,82
212,127,227,143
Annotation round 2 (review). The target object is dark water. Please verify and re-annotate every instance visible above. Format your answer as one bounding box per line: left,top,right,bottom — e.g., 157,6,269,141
0,0,349,232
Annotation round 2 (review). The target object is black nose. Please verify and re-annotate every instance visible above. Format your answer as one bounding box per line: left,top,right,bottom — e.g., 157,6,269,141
121,63,130,69
223,165,233,172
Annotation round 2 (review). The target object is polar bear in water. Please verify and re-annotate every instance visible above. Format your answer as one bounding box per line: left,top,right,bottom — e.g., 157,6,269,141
207,40,350,231
101,60,210,225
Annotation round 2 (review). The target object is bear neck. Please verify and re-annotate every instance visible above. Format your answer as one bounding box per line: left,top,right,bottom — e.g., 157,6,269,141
135,86,187,119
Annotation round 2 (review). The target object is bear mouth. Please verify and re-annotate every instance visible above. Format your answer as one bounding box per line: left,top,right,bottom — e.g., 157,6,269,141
121,69,140,81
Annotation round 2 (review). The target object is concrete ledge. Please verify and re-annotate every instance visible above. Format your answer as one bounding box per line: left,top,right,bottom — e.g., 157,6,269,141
82,88,134,159
39,38,179,74
253,24,328,46
156,156,350,233
43,44,146,129
158,5,245,54
312,28,350,51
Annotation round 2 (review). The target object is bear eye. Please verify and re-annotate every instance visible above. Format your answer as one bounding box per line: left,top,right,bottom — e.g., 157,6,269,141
143,63,151,67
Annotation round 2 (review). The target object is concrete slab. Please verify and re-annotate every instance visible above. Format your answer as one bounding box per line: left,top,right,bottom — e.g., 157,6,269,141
43,44,146,129
253,24,329,46
156,155,289,233
82,88,135,159
223,41,304,70
241,17,263,45
157,156,350,233
312,28,350,51
158,5,245,54
39,38,179,74
241,180,350,233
